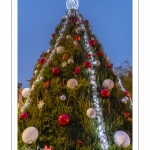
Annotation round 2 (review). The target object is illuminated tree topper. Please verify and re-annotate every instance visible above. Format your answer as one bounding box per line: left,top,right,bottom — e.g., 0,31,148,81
66,0,79,10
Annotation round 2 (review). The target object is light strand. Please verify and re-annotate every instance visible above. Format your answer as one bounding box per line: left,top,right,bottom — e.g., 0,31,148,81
76,10,109,150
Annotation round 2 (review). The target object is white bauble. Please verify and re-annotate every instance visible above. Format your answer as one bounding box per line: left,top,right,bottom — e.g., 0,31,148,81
102,79,114,90
62,15,66,19
94,60,101,66
34,70,38,75
86,108,96,118
68,58,74,64
121,96,129,104
22,88,31,98
56,46,65,54
66,35,72,39
59,95,67,101
114,131,130,148
22,127,38,144
47,48,51,53
67,78,78,89
76,27,82,34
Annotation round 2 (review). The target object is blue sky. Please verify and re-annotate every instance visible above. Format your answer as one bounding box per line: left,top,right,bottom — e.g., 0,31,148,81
18,0,132,88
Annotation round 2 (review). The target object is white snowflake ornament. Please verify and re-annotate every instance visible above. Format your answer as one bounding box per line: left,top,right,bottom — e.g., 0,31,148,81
61,61,67,67
38,101,44,109
73,41,78,46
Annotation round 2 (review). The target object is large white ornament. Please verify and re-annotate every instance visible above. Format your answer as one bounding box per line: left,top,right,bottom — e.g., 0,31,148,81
102,79,114,90
56,46,65,54
66,0,79,10
22,127,38,144
67,78,78,89
22,88,31,98
86,108,96,118
34,70,38,75
68,58,74,64
121,96,129,104
114,131,130,148
76,27,82,34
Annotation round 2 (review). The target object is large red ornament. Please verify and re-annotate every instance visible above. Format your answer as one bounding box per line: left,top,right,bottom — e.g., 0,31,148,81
39,58,46,65
100,89,110,98
58,114,70,126
86,54,92,59
106,63,112,69
84,20,89,24
74,19,78,23
124,91,131,97
83,61,92,69
75,35,80,41
19,112,29,121
124,112,129,117
89,40,96,46
52,33,55,38
73,66,81,74
52,67,60,75
44,145,52,150
76,140,83,147
97,51,103,57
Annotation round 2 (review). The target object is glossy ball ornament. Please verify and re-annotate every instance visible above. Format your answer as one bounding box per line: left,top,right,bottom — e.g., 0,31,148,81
102,79,114,90
84,61,92,69
114,131,130,148
94,60,101,66
97,51,103,57
106,63,112,68
76,27,82,34
34,70,38,75
39,58,46,65
52,33,55,38
58,114,70,126
56,46,65,54
100,89,110,98
22,88,31,98
19,112,29,121
59,95,67,101
66,35,72,39
22,127,38,144
74,19,78,23
121,96,129,104
52,67,60,75
68,58,74,64
47,48,51,53
123,91,131,97
76,140,84,146
89,40,96,46
86,108,96,118
67,78,78,89
73,66,80,74
75,35,80,41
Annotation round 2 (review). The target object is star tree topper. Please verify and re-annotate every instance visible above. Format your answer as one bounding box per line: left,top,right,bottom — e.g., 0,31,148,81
66,0,79,10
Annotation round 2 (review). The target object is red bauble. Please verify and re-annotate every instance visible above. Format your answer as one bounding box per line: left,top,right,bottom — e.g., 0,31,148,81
97,51,103,57
100,89,110,98
73,66,80,74
19,112,29,121
74,19,78,23
84,20,89,24
86,54,92,59
52,33,55,38
75,35,80,41
39,58,46,65
89,40,96,46
124,91,131,97
83,61,92,69
76,140,83,146
58,114,70,126
52,67,60,75
124,112,129,117
106,63,112,68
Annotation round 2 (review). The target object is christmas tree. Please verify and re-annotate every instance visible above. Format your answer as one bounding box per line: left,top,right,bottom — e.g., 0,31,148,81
18,0,132,149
